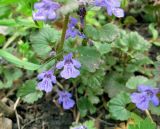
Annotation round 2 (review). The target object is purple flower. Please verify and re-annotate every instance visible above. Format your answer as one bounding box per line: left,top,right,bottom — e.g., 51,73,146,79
94,0,124,18
56,53,81,79
131,85,159,111
73,125,87,129
58,90,75,110
37,70,56,93
66,17,85,39
33,0,60,21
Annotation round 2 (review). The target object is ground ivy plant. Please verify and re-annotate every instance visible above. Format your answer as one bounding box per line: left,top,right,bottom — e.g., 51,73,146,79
0,0,160,128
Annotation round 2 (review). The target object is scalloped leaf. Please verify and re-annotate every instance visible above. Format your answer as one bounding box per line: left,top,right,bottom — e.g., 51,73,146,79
30,27,60,58
17,80,43,104
84,23,119,42
108,92,131,120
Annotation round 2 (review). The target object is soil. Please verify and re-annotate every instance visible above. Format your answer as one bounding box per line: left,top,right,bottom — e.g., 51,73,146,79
13,99,73,129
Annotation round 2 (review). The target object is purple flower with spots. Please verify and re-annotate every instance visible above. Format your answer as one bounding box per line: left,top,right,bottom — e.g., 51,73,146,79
58,90,75,110
37,70,56,93
66,17,85,39
56,53,81,79
131,85,159,111
33,0,60,21
94,0,124,18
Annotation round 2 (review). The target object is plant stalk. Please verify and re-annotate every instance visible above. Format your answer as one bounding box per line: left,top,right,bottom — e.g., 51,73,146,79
56,14,69,53
145,110,154,123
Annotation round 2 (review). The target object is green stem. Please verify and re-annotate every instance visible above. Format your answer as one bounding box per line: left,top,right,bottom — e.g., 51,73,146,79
56,14,69,53
56,81,64,89
3,32,19,49
145,110,154,123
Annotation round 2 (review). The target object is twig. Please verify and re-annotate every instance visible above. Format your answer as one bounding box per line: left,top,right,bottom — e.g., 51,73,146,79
14,97,21,129
14,97,20,110
15,110,21,129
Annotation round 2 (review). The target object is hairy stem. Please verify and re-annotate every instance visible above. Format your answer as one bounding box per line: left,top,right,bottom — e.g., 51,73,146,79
56,14,69,53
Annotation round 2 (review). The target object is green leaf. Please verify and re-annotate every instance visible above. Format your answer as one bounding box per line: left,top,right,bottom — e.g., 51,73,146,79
94,42,112,55
124,16,137,26
0,0,19,5
104,72,130,98
108,92,131,120
30,27,60,58
84,120,96,129
22,92,43,104
78,46,101,72
113,31,151,55
88,96,100,104
84,23,119,42
2,68,23,88
128,118,156,129
0,34,5,45
81,68,105,88
0,18,36,27
148,23,158,40
17,80,43,104
77,97,96,117
0,49,40,70
126,76,156,89
150,104,160,116
130,113,143,123
0,19,16,26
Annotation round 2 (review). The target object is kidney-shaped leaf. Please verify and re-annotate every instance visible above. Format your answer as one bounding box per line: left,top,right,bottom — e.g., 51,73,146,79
108,92,131,120
30,27,60,58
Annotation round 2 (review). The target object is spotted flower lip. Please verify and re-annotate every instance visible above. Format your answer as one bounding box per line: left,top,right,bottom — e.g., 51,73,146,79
37,70,56,93
131,85,159,111
94,0,124,18
33,0,60,21
56,53,81,79
58,90,75,110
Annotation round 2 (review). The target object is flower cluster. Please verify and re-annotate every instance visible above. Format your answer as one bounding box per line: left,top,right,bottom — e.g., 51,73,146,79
94,0,124,18
33,0,60,21
37,53,81,109
131,85,159,111
66,17,85,39
58,90,75,110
